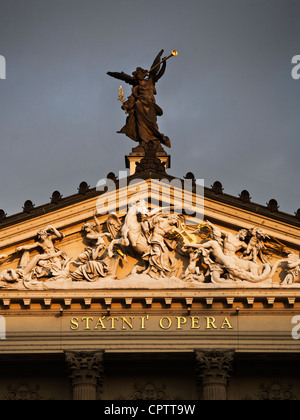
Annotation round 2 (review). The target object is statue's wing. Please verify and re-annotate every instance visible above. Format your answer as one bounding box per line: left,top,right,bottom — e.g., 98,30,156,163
106,213,123,239
150,50,164,76
107,71,136,86
149,50,164,78
153,60,166,83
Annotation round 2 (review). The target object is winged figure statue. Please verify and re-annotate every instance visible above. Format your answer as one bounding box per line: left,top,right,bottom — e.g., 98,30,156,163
107,50,171,151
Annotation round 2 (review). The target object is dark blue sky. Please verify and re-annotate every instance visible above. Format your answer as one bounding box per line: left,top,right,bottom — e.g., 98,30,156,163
0,0,299,216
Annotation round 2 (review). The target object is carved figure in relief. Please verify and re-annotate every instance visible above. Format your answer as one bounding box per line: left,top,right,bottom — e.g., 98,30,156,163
143,213,181,278
0,225,70,287
108,200,167,257
16,225,66,277
242,227,270,263
107,201,184,278
71,212,119,282
184,221,288,283
107,201,144,256
76,212,111,264
0,268,21,284
180,247,205,283
106,212,123,240
71,243,110,282
281,253,300,284
121,199,150,249
17,225,64,256
0,250,65,287
204,221,249,257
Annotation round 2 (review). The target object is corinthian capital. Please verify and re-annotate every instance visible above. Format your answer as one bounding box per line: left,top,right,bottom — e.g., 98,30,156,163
194,349,235,400
65,351,105,400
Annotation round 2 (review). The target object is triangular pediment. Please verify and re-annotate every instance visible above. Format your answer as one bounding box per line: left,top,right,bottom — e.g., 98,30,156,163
0,175,299,291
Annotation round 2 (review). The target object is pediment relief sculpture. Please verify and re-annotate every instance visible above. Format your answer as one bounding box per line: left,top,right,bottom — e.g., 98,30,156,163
0,202,299,290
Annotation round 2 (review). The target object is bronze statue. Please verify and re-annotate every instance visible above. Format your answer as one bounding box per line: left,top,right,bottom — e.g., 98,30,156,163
107,50,177,151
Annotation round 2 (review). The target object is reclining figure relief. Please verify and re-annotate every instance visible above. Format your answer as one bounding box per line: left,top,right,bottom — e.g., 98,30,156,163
181,221,291,284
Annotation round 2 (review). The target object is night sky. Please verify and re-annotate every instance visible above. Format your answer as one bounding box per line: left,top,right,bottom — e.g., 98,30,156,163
0,0,299,216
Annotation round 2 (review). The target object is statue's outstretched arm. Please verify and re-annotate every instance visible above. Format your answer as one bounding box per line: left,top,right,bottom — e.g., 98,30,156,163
107,71,136,86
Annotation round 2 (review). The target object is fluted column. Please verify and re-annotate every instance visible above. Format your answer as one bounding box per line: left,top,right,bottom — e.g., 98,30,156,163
65,351,104,400
194,349,235,400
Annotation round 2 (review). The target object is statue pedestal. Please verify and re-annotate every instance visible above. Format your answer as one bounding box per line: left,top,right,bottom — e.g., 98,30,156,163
125,150,170,175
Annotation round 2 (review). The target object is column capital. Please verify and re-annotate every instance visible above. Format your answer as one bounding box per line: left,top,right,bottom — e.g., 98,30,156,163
194,349,235,400
65,350,105,400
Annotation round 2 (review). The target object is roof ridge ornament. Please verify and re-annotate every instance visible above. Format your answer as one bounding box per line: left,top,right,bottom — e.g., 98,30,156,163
134,141,167,175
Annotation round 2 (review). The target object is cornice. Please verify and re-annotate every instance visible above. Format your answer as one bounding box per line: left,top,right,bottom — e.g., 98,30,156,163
1,288,300,311
0,170,299,231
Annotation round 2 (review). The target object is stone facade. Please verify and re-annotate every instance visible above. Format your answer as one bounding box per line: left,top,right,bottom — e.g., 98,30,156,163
0,161,299,400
